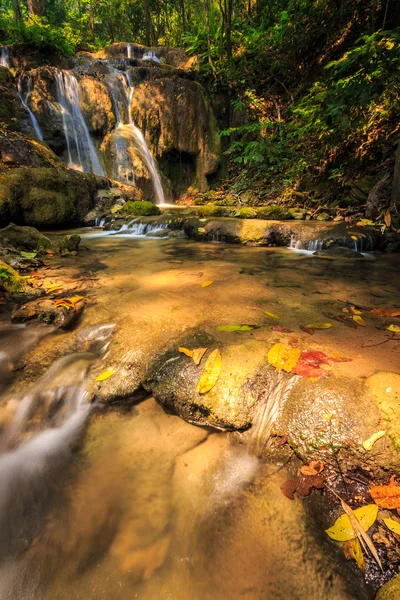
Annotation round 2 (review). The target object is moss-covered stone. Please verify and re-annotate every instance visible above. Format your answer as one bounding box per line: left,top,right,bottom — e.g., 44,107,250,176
121,200,161,216
238,207,257,219
0,259,30,294
256,206,293,220
196,203,228,218
377,575,400,600
0,223,52,250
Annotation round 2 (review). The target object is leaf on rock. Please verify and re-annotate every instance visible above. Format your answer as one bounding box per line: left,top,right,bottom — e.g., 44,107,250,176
384,211,392,228
20,251,37,259
353,315,366,327
292,350,332,379
197,349,222,394
351,236,358,241
192,347,208,365
216,325,253,332
325,504,378,541
201,280,213,288
387,324,400,333
369,308,400,317
383,518,400,536
178,347,193,358
356,219,375,226
45,284,63,294
306,322,333,330
267,343,300,373
96,369,115,382
198,227,206,233
280,475,325,499
344,538,366,574
300,325,314,335
300,460,325,476
362,431,386,451
335,314,358,329
264,311,280,320
370,476,400,509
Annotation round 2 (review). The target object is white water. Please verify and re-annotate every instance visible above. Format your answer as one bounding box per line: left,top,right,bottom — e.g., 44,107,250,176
143,50,161,63
17,74,44,141
55,70,104,176
127,43,132,59
0,46,10,68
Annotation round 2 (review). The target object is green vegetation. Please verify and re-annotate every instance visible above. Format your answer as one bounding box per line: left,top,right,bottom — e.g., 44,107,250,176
121,201,161,216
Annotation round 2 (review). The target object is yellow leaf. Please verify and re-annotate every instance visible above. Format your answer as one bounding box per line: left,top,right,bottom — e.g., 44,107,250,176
323,413,334,421
353,315,366,327
351,236,358,241
197,349,221,394
362,430,386,451
306,323,333,330
198,227,206,233
344,538,365,574
67,295,84,304
192,347,208,365
264,311,280,320
356,219,374,226
178,347,193,358
201,280,213,288
383,518,400,536
350,307,362,315
325,504,378,541
384,211,391,228
387,324,400,333
95,369,115,382
45,284,63,294
267,343,301,373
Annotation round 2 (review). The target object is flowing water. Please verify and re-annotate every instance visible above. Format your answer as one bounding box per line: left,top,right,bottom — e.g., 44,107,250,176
1,235,399,599
55,70,104,176
0,46,10,68
17,73,44,141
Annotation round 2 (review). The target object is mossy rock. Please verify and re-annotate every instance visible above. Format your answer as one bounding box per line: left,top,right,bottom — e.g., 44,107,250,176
256,206,293,220
196,203,228,218
0,259,30,294
238,207,257,219
377,574,400,600
366,372,400,452
0,223,52,250
121,201,160,216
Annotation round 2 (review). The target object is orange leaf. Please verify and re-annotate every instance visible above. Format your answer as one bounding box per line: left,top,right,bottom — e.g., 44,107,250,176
369,308,400,317
300,460,325,476
370,476,400,509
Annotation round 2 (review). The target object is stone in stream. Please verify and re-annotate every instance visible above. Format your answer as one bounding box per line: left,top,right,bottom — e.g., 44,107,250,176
0,222,53,251
313,247,365,259
59,233,81,255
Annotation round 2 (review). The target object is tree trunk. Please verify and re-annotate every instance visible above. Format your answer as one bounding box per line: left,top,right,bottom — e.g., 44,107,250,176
14,0,22,21
89,3,95,42
226,0,233,60
27,0,46,17
180,0,186,34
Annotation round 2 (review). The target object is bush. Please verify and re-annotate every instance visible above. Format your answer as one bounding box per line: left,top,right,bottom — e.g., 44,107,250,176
121,201,161,216
196,203,228,217
256,206,293,220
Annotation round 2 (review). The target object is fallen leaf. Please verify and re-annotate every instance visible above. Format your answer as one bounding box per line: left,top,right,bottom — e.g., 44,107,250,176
387,324,400,333
198,227,206,233
323,413,334,421
45,284,63,294
272,325,294,333
300,460,325,476
335,314,358,329
325,504,378,541
384,518,400,536
201,280,213,288
351,236,358,241
369,308,400,317
292,350,332,379
267,343,300,373
264,311,280,320
306,322,333,330
338,499,382,570
362,431,386,451
216,325,253,332
370,476,400,509
350,307,363,315
96,369,115,382
178,347,193,358
197,349,221,394
384,211,392,228
20,251,37,259
192,347,208,365
353,315,366,327
356,219,375,226
344,538,366,574
280,475,324,499
300,325,314,335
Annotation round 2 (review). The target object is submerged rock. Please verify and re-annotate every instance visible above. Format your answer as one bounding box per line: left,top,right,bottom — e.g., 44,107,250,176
59,233,81,255
313,247,365,259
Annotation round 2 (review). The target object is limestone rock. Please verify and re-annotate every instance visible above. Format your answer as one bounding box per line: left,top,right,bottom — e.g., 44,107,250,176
0,222,52,250
79,76,116,136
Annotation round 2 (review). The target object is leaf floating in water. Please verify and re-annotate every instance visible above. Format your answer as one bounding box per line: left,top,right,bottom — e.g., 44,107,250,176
353,315,366,327
216,325,253,332
369,307,400,317
178,347,193,358
267,343,300,373
196,349,221,394
20,251,37,259
325,504,378,542
362,430,386,451
300,325,314,335
264,311,280,320
280,475,325,499
387,324,400,333
96,369,115,382
383,518,400,536
370,476,400,509
201,280,213,288
300,460,325,476
344,538,366,575
306,322,333,330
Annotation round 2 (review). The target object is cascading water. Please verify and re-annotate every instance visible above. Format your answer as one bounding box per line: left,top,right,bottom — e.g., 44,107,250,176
55,70,104,176
143,50,161,63
17,74,44,141
0,46,10,69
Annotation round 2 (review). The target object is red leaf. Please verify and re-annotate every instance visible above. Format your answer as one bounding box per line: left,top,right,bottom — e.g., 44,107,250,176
300,325,314,335
280,475,325,499
292,350,332,379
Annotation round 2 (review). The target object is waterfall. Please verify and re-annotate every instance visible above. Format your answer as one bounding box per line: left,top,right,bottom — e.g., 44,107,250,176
17,74,44,141
127,43,132,59
55,70,104,176
142,51,161,63
0,46,10,69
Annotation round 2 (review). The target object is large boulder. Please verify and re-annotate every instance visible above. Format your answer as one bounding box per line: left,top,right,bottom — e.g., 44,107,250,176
0,130,62,169
79,76,116,137
28,66,65,155
0,167,107,227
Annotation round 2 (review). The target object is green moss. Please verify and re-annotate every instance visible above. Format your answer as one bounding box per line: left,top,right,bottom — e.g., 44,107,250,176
121,201,161,216
256,206,293,220
196,203,228,217
238,207,257,219
0,259,27,293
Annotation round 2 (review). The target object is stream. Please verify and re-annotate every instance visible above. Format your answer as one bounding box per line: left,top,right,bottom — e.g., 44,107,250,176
1,234,399,599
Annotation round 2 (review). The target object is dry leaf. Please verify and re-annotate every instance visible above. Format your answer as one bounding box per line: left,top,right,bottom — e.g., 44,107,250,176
344,538,366,574
264,311,280,320
370,476,400,509
325,504,378,542
387,324,400,333
384,211,392,228
353,315,366,327
201,280,213,288
45,284,63,294
267,343,300,373
369,307,400,317
192,347,208,365
383,518,400,536
306,322,333,330
300,325,314,335
300,460,325,476
178,347,193,358
362,431,386,451
280,475,325,499
197,349,221,394
96,369,115,382
351,236,358,241
338,499,382,570
292,350,332,379
216,325,253,332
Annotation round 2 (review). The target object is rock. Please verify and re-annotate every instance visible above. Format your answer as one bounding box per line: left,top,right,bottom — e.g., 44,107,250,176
238,207,257,219
316,212,330,221
366,372,400,452
288,208,307,220
0,259,32,295
196,204,230,218
377,574,400,600
79,76,116,136
313,247,364,259
0,223,52,250
59,233,81,255
121,200,161,216
11,296,85,329
83,209,97,226
256,206,294,220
